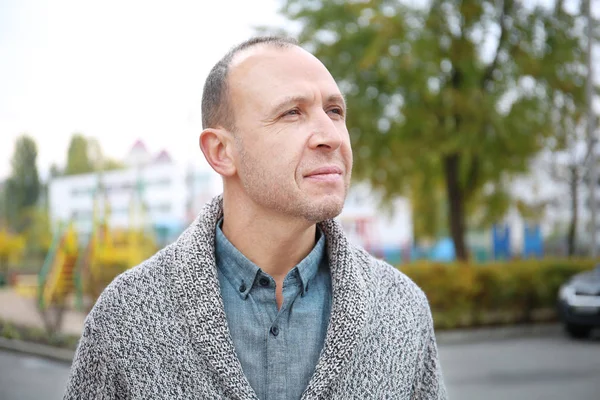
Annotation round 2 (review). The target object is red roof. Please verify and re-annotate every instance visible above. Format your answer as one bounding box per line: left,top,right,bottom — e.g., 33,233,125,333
131,139,147,151
154,149,172,163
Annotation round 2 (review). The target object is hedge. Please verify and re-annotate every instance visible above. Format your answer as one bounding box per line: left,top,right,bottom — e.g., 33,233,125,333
398,259,595,330
0,318,80,350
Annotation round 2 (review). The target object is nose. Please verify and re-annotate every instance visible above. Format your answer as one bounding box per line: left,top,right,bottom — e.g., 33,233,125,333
308,110,343,151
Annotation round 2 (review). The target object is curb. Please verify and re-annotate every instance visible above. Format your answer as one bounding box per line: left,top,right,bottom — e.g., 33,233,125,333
0,337,75,364
436,323,563,345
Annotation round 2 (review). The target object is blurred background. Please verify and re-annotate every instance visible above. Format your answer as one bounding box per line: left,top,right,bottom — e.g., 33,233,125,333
1,0,600,399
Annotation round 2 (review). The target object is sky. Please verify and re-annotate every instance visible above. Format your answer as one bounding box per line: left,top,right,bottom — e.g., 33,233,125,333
0,0,288,179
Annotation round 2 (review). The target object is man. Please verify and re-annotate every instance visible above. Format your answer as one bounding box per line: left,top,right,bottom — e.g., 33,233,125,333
64,36,447,399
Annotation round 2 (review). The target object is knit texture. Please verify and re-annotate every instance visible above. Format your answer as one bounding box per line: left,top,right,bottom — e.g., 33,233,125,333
64,196,447,400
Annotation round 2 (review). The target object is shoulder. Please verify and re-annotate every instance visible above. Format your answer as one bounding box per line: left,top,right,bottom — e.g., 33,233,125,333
86,245,174,328
351,245,430,316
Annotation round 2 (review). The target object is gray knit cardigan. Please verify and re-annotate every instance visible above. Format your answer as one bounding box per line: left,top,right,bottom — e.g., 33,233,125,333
64,196,447,399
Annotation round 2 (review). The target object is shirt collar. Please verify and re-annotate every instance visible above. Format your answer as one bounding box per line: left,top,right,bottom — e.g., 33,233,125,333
215,218,327,299
296,227,326,295
215,219,260,299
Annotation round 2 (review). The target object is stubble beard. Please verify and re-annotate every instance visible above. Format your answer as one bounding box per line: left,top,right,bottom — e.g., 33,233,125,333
236,139,349,223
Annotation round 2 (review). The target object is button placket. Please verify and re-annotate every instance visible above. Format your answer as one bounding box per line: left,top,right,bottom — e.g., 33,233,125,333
266,313,286,399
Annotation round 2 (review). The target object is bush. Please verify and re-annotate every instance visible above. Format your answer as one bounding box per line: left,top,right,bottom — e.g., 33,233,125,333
399,259,594,330
0,319,80,350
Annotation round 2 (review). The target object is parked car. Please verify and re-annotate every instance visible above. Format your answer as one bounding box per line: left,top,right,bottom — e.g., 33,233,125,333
557,265,600,338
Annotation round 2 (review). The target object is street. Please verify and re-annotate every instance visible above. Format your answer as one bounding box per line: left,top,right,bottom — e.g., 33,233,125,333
440,334,600,400
0,334,599,399
0,349,71,400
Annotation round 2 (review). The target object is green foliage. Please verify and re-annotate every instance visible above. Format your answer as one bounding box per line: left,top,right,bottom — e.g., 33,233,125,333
0,318,80,349
22,207,53,259
49,163,63,178
400,259,593,329
64,133,125,176
0,228,26,278
65,133,94,175
0,320,21,340
276,0,588,259
5,135,41,232
0,181,6,227
102,158,125,171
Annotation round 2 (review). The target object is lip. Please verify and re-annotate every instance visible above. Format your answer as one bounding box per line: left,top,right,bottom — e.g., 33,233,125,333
304,165,344,177
304,165,344,183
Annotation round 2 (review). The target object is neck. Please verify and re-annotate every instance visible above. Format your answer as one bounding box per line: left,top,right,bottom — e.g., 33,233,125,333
221,195,318,282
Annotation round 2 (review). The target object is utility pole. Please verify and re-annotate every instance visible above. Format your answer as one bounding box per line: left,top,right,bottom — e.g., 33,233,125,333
587,0,598,258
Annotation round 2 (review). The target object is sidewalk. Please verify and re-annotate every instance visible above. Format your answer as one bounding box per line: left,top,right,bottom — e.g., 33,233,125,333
0,288,86,337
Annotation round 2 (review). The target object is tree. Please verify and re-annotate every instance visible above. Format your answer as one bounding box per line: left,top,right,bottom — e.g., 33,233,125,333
276,0,587,260
87,137,124,171
64,134,124,175
49,163,63,178
65,133,94,175
6,135,41,232
102,158,125,171
22,206,53,258
542,128,587,257
0,228,25,279
0,180,6,227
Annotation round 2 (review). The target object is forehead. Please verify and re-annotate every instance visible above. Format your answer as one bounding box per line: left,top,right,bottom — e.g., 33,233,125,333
228,46,342,110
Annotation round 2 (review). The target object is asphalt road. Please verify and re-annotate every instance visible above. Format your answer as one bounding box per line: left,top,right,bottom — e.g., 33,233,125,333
0,333,599,400
0,349,71,400
439,333,600,400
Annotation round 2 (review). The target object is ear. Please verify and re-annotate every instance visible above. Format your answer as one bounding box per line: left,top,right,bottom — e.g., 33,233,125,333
199,128,236,177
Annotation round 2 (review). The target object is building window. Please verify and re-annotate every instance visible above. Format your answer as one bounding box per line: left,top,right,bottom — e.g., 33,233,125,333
144,178,171,187
71,187,94,197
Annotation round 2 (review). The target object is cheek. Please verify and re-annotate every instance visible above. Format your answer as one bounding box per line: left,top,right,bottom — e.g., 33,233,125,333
271,136,304,166
342,139,353,163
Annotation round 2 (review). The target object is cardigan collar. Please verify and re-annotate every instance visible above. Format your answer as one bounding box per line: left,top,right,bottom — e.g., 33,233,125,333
171,195,368,399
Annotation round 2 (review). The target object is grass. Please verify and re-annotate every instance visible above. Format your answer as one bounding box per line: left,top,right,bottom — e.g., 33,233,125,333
0,318,80,350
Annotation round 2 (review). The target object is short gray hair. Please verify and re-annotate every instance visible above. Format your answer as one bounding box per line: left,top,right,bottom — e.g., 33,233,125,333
201,36,298,131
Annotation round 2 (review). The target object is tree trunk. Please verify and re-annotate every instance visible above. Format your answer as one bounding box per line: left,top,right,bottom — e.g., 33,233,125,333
443,153,469,261
567,165,578,256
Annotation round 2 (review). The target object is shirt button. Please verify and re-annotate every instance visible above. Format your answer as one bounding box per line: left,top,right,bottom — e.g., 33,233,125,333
259,277,270,287
270,326,279,337
239,282,246,292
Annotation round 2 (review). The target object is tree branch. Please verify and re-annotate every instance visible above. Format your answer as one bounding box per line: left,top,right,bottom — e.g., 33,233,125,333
481,0,513,88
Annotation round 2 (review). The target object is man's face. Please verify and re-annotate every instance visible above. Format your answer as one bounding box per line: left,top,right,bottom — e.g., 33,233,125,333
227,45,353,222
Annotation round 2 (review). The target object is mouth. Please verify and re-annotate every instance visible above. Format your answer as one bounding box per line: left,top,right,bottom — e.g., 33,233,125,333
304,165,344,182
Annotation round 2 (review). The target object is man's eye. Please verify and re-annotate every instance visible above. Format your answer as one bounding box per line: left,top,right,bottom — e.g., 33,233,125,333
283,109,300,117
328,108,344,116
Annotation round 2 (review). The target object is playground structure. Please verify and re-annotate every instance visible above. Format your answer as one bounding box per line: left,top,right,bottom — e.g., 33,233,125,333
29,175,157,325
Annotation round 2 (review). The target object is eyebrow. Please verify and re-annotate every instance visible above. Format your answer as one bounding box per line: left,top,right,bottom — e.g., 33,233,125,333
268,93,347,117
326,94,347,110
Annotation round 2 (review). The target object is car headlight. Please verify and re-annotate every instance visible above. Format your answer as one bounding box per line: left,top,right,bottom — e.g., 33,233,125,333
559,285,575,302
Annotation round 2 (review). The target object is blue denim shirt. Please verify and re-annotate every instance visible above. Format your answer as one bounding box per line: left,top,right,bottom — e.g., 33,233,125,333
215,221,332,400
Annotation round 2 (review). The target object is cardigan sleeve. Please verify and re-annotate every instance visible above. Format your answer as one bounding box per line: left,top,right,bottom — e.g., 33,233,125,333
63,305,122,399
411,304,448,400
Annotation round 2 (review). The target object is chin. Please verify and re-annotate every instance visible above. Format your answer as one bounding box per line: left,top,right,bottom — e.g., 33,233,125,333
303,196,345,222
